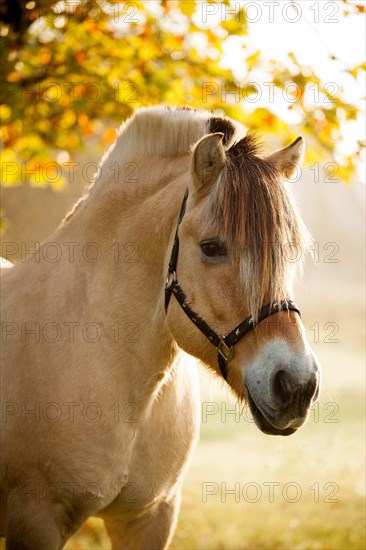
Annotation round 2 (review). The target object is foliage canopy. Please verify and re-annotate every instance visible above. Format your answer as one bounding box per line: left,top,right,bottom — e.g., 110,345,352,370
1,0,365,190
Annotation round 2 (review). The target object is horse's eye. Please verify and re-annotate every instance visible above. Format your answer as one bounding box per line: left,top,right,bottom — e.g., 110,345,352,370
200,240,226,258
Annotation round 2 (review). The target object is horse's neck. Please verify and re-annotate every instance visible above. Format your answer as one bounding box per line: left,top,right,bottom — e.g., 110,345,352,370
48,156,189,400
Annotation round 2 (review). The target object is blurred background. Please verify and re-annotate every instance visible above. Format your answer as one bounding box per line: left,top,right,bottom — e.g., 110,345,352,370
1,1,365,549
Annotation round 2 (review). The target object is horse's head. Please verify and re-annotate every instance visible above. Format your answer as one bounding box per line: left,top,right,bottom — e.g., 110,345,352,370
165,124,320,436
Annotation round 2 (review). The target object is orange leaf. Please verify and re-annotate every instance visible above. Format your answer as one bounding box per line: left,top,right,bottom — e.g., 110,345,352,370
103,127,117,144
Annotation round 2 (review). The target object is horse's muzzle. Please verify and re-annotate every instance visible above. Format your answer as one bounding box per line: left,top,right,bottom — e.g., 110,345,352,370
245,358,320,436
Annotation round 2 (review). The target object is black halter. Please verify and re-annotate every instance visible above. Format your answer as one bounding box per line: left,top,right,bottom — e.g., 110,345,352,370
164,190,301,381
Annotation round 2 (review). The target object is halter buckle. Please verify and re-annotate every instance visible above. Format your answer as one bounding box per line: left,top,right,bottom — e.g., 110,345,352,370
165,271,177,289
216,338,234,363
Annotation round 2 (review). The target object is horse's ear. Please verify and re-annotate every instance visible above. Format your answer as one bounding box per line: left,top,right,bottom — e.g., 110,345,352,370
191,133,226,194
266,137,305,179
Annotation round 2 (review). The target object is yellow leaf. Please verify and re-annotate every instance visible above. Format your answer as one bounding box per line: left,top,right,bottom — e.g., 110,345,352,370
246,50,261,71
59,110,77,129
178,0,196,16
0,104,11,121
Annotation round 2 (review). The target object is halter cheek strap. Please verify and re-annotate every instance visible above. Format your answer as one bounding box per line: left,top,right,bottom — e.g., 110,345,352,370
164,190,301,381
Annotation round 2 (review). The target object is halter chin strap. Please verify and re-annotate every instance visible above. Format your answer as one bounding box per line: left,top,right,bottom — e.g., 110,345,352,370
164,189,301,381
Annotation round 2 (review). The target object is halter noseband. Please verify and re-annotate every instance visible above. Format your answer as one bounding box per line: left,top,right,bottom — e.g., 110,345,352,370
164,190,301,381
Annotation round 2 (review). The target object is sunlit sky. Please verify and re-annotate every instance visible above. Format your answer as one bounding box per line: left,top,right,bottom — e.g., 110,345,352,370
215,1,365,179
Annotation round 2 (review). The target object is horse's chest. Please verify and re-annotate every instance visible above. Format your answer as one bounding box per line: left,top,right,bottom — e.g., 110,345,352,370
106,375,200,513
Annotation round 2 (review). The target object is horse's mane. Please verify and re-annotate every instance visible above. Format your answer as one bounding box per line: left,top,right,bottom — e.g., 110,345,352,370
112,105,245,158
64,106,244,219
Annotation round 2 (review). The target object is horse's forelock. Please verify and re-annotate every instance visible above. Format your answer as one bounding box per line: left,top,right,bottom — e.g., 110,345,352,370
202,135,308,318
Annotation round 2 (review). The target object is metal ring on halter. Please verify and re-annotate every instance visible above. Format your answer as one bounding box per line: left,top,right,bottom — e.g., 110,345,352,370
165,271,177,289
216,338,234,363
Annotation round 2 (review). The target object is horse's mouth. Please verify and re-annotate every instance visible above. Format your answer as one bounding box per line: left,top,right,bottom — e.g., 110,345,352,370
246,388,297,437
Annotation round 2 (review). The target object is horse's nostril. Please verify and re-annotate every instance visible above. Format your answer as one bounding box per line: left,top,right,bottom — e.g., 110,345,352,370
273,368,318,409
304,372,318,402
273,369,293,405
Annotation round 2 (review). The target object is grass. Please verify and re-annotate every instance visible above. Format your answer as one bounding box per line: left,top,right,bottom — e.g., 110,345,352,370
169,384,365,550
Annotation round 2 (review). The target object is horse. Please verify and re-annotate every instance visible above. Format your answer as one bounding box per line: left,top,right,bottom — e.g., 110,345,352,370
0,105,320,549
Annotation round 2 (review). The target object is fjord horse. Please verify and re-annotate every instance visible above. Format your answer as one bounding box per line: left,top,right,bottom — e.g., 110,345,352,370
1,106,320,549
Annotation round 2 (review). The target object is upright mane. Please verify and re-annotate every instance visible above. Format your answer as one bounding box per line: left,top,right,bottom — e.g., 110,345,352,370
64,106,244,219
105,105,245,162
